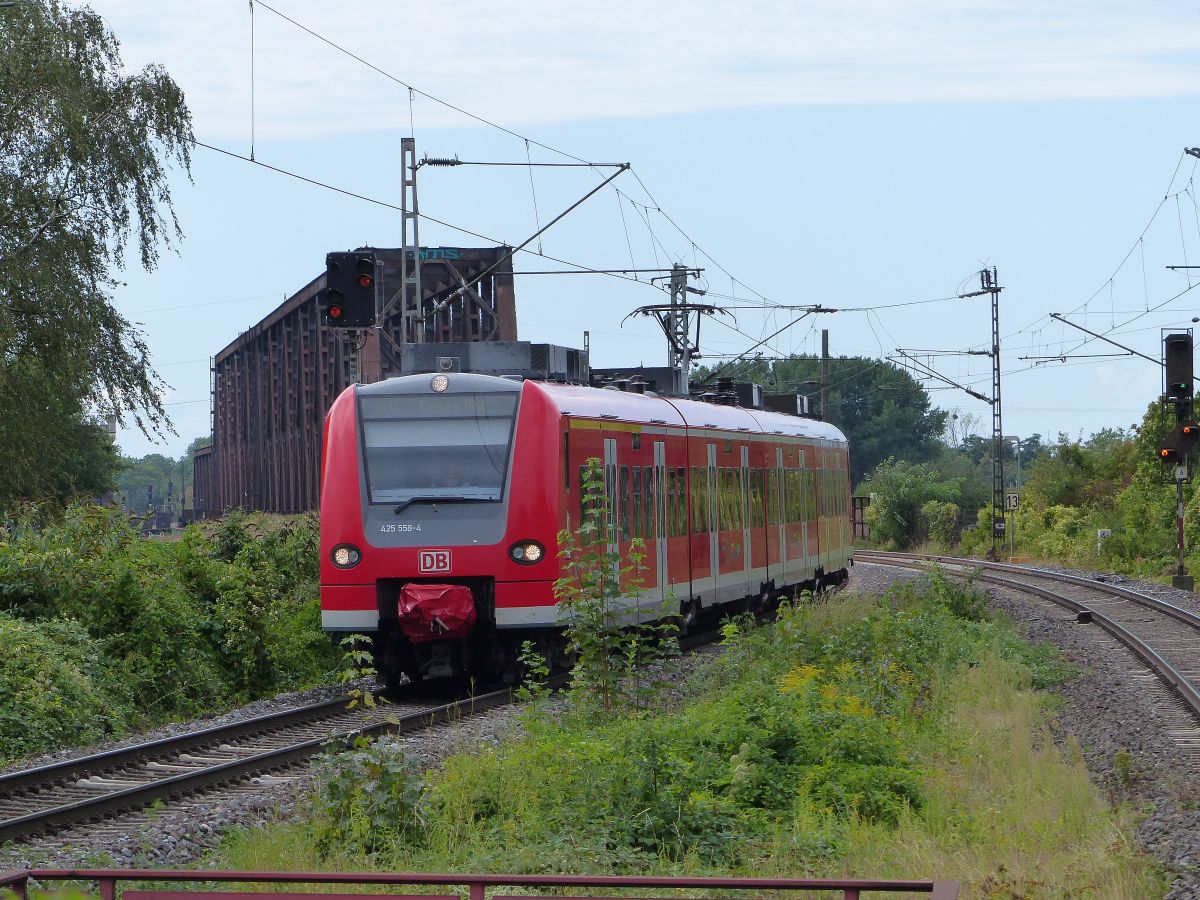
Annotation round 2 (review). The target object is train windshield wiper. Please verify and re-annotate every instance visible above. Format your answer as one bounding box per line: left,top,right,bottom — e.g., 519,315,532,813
392,495,495,514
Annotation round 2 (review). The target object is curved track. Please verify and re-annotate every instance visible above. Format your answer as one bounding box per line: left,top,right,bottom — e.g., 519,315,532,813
0,684,526,845
858,551,1200,737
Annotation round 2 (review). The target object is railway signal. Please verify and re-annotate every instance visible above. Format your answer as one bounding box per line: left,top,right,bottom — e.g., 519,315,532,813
1160,330,1197,590
324,251,377,327
1164,332,1194,414
1158,441,1183,466
1183,421,1200,452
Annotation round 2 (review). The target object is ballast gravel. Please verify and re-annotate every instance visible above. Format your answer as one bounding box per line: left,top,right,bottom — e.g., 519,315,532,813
4,559,1199,899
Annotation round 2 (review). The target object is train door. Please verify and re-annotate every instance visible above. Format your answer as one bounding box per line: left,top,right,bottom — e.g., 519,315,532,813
799,447,812,569
740,445,752,596
653,441,668,607
603,437,619,579
775,447,787,581
818,448,829,569
705,442,718,605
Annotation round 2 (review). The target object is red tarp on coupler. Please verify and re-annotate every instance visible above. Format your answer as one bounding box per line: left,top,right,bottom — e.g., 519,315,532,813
397,583,477,643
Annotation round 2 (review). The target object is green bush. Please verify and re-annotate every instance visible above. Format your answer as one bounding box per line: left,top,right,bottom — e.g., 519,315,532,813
0,613,133,763
921,499,961,546
0,504,339,763
303,572,1038,871
310,738,426,856
861,458,963,549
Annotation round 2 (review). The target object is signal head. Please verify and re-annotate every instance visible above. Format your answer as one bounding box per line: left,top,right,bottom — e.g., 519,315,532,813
325,251,376,327
1164,332,1194,404
1159,441,1183,464
1180,420,1200,452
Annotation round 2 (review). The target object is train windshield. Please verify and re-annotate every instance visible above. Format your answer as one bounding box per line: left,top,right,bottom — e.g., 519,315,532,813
359,392,519,505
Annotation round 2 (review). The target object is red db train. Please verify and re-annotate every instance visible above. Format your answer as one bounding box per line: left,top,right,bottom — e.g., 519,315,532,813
320,372,852,684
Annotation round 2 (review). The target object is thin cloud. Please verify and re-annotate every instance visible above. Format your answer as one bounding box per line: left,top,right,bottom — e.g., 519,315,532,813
91,0,1200,141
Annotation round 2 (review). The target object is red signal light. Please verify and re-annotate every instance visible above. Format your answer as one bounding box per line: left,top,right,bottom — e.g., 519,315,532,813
328,304,344,320
357,273,373,289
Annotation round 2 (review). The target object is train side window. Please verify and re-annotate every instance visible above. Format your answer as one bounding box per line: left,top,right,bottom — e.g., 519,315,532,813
619,466,631,541
793,470,803,522
645,465,654,538
751,468,764,527
714,468,724,531
731,467,741,530
563,431,570,490
665,468,675,538
691,466,703,532
780,469,788,523
777,468,787,525
783,469,793,522
674,467,686,535
728,468,741,530
764,468,773,526
631,466,643,539
772,467,782,526
715,468,724,532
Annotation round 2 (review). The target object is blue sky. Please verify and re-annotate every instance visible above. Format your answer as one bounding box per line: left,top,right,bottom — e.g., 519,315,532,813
92,0,1200,458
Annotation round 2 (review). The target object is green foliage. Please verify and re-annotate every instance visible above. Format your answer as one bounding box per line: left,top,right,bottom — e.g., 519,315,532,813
554,457,678,716
339,633,381,710
921,499,961,546
515,640,551,704
298,571,1049,872
0,0,193,513
949,402,1200,575
0,612,132,762
1113,749,1136,788
0,505,338,765
175,510,336,699
860,457,963,549
310,737,426,857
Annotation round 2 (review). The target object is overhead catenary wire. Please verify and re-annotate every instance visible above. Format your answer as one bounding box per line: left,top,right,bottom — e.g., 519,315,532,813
226,1,1200,409
192,139,662,295
250,0,780,317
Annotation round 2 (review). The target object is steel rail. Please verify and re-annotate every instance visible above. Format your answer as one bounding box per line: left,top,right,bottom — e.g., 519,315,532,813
859,550,1200,630
857,551,1200,715
0,695,361,796
0,684,528,845
2,623,721,845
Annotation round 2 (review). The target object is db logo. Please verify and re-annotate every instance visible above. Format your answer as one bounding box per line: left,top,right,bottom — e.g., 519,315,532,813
418,549,452,574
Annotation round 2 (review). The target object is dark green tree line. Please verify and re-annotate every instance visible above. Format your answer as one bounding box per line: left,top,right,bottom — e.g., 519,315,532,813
697,355,947,484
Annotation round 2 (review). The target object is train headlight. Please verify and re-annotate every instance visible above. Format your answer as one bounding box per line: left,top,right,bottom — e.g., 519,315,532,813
430,374,449,393
331,544,362,568
509,540,545,564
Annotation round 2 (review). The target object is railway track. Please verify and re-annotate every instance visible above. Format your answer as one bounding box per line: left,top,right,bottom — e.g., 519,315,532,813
857,551,1200,746
0,683,524,847
0,614,780,852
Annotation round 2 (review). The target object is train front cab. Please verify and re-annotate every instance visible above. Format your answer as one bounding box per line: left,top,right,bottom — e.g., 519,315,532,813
320,373,562,684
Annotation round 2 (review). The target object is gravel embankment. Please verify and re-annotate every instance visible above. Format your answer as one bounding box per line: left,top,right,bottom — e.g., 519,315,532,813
6,559,1200,898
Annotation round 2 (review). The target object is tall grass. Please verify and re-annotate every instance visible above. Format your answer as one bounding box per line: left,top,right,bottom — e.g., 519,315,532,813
214,575,1166,896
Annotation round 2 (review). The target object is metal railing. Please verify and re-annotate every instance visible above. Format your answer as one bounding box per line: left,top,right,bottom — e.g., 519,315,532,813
0,868,958,900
